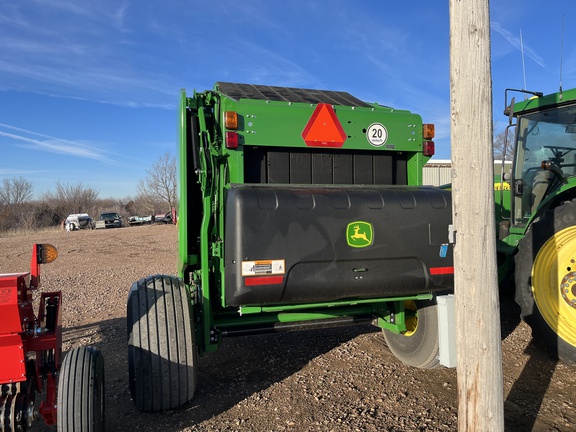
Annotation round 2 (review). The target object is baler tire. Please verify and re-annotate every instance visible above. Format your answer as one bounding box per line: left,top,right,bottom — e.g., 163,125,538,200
515,200,576,365
57,346,105,432
127,275,198,412
382,299,440,369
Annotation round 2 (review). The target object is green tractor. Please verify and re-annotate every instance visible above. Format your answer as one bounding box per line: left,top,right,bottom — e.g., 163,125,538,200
127,82,454,411
497,87,576,365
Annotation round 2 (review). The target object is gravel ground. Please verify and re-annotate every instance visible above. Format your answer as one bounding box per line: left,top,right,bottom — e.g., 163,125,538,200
1,224,575,431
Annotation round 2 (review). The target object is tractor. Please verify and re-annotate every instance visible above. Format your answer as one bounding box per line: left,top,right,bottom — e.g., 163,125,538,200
497,87,576,364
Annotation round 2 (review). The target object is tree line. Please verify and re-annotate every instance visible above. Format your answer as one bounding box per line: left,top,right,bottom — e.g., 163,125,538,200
0,152,177,233
2,130,514,234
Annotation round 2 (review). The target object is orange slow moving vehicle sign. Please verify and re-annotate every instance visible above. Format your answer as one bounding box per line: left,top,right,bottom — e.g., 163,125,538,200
301,103,347,148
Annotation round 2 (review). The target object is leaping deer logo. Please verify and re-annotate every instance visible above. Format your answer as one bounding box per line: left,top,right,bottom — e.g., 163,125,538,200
347,221,373,248
351,225,369,242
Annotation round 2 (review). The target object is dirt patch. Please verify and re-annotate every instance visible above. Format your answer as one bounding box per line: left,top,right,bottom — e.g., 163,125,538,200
1,225,574,431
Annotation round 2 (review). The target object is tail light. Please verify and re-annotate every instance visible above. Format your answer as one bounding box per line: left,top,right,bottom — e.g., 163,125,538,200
423,141,435,157
225,111,239,149
226,131,239,149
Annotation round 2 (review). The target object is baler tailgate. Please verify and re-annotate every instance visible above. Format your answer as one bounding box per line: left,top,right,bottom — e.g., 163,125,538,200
224,184,453,306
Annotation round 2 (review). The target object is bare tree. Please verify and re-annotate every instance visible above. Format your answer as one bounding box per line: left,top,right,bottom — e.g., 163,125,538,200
0,176,34,205
42,181,100,222
493,128,515,161
137,152,177,214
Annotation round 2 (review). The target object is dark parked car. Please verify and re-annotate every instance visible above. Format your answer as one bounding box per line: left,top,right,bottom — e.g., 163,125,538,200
154,212,174,224
95,212,122,229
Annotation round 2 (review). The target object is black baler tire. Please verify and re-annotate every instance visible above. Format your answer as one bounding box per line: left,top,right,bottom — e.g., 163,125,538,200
57,346,105,432
127,275,197,412
383,299,441,369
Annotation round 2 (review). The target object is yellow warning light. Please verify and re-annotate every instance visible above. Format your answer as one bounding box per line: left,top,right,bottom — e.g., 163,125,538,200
39,244,58,264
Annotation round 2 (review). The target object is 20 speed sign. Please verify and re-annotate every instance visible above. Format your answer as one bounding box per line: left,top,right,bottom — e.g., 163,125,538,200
366,123,388,147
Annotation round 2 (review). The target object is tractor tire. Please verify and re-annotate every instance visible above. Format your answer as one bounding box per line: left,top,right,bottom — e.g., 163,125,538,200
383,298,441,369
57,346,105,432
515,200,576,365
127,275,197,411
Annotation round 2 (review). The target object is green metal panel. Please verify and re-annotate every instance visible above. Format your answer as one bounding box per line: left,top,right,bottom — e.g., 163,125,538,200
219,98,424,151
511,88,576,115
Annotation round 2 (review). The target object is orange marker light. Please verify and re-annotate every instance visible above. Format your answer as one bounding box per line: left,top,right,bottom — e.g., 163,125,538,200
39,243,58,264
423,123,435,140
225,111,238,130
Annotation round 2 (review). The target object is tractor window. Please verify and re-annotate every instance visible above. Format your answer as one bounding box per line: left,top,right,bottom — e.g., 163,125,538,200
513,104,576,225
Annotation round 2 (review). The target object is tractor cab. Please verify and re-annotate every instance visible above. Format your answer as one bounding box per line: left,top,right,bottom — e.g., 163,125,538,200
512,104,576,225
503,89,576,229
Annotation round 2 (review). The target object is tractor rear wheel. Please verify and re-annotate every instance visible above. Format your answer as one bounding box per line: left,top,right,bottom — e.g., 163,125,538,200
57,346,105,431
515,200,576,364
127,275,198,411
383,298,441,369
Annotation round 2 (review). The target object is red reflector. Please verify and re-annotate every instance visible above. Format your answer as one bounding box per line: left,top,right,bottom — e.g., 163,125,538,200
430,266,454,275
226,131,238,149
301,103,347,148
423,140,435,157
245,276,284,286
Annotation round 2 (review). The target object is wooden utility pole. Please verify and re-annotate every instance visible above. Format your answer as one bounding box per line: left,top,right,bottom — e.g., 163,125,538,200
449,1,504,431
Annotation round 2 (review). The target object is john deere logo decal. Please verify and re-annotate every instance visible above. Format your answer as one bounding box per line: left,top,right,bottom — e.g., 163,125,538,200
347,221,373,248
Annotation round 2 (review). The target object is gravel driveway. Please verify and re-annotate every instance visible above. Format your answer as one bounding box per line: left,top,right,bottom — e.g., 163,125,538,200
1,224,574,431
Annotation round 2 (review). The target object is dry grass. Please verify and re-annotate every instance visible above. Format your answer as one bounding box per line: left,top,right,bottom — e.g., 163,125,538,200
0,225,63,238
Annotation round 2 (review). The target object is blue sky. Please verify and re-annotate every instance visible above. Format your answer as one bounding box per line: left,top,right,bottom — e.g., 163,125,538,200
1,1,575,198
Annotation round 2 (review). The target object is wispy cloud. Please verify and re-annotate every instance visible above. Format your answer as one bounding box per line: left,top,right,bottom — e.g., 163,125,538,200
0,57,176,109
0,168,48,176
32,0,96,17
0,0,175,108
0,123,114,163
226,41,314,87
492,22,546,68
31,0,131,31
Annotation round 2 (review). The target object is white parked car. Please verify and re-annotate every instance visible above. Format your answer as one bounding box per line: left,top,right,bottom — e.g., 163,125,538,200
65,213,95,231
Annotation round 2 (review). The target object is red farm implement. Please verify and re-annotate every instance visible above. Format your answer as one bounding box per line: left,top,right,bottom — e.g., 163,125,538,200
0,244,104,432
